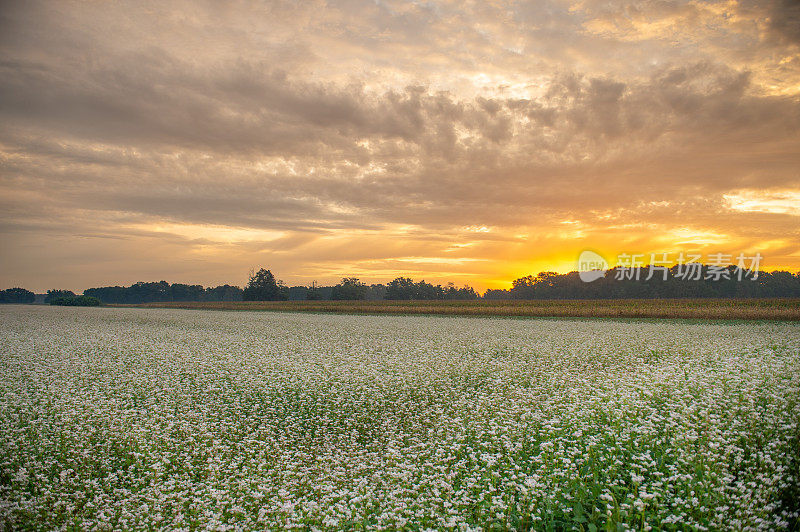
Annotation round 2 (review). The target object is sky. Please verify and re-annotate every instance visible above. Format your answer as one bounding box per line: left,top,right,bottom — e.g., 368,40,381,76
1,0,799,293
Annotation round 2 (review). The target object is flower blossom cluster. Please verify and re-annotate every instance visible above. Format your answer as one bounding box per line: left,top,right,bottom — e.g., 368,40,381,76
1,306,798,530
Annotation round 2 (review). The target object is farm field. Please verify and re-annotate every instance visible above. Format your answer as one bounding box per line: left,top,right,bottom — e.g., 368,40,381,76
1,305,799,530
134,298,800,321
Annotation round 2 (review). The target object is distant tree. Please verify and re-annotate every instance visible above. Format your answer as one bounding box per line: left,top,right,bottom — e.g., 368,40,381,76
386,277,416,300
170,283,205,301
50,295,101,306
286,286,308,300
317,285,334,300
330,278,368,300
277,279,290,300
305,281,324,300
365,283,387,300
483,288,511,300
0,288,36,304
444,283,479,300
505,267,800,299
203,285,243,302
444,282,458,299
384,277,478,300
510,275,533,299
414,280,441,299
85,281,231,304
126,281,170,303
84,286,127,304
242,269,288,301
45,289,76,303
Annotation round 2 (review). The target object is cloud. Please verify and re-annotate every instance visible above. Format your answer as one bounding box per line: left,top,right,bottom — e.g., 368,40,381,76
0,0,799,291
766,0,800,46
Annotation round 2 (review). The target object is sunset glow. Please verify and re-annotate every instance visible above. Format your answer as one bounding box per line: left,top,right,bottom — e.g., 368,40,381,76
1,0,798,292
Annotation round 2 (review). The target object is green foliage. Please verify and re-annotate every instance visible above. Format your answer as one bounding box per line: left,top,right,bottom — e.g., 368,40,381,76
84,282,243,304
0,288,35,304
490,267,800,300
45,289,76,303
330,277,368,300
49,296,101,306
242,269,288,301
305,281,324,300
385,277,479,300
444,282,479,300
203,284,243,302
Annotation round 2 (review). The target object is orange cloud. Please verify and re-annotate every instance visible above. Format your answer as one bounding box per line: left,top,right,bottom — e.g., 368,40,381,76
0,0,798,292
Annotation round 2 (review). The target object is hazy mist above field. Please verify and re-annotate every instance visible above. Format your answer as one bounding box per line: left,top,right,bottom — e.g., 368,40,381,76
1,0,799,291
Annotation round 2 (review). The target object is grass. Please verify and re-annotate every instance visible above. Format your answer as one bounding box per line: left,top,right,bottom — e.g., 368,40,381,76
129,298,800,321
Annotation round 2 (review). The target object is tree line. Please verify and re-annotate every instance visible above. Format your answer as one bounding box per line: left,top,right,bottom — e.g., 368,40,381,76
68,271,478,304
0,271,479,305
484,266,800,299
82,282,244,304
241,270,478,302
0,288,35,304
49,295,101,306
2,265,799,304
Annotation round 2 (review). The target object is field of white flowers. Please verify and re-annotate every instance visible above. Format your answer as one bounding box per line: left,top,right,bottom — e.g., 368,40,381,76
1,306,798,531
